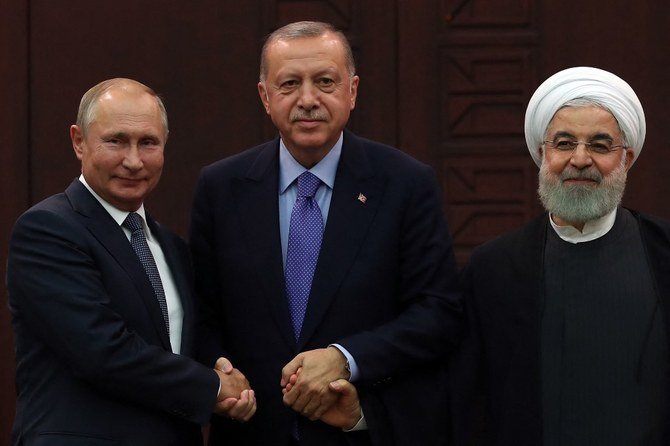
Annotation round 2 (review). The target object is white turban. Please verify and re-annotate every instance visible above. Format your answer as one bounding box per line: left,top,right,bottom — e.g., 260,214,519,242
524,66,645,167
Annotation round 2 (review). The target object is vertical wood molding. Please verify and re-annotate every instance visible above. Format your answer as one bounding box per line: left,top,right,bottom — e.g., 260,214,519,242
397,0,440,165
0,0,28,440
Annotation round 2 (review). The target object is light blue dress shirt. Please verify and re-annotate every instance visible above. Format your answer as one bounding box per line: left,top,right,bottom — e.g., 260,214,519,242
278,133,360,381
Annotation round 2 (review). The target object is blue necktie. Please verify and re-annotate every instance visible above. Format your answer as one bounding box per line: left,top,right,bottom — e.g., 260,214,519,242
123,212,170,334
285,171,324,340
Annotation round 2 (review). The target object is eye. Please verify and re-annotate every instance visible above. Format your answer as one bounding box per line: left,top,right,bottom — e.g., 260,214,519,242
588,141,612,154
279,79,299,91
103,137,123,147
317,77,336,90
553,140,576,151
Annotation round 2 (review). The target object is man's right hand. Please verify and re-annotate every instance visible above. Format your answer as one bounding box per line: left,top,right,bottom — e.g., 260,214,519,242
213,357,256,421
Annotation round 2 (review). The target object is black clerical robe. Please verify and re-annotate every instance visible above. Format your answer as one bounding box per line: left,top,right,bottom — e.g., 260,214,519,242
450,208,670,446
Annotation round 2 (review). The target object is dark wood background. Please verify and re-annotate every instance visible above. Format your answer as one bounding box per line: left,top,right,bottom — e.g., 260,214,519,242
2,0,669,442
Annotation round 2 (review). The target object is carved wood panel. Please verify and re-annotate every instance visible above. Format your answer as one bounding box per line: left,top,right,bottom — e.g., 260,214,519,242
438,0,540,262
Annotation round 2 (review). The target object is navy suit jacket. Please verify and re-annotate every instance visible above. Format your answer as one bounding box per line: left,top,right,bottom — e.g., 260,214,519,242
7,180,219,446
190,130,462,445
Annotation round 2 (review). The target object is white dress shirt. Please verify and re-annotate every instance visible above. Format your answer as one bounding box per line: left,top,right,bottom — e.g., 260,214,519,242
79,175,184,353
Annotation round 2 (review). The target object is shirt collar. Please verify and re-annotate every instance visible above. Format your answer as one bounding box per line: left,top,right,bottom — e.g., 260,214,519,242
548,207,617,244
278,132,343,194
78,175,152,240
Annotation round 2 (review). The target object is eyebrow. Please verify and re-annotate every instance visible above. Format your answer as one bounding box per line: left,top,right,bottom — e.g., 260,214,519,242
552,131,614,142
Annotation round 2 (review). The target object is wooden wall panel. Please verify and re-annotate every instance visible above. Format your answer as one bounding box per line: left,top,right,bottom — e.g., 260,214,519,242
436,0,541,263
540,1,670,220
28,0,267,236
3,1,670,442
261,0,398,147
0,0,28,441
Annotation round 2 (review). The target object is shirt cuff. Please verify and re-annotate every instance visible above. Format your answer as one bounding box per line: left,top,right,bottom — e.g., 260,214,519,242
329,343,360,382
344,408,367,432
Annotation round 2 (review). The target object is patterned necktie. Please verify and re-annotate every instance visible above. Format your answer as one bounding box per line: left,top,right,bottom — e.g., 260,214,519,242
285,171,324,340
122,212,170,334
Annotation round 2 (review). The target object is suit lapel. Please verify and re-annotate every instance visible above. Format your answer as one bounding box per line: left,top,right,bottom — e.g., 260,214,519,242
65,180,172,350
298,132,386,348
232,141,296,349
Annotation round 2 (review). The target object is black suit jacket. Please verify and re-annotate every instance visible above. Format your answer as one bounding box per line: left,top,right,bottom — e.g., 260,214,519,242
190,130,462,445
7,180,219,446
450,210,670,445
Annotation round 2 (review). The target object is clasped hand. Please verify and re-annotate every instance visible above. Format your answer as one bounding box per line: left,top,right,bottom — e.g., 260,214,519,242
280,347,350,420
213,357,256,421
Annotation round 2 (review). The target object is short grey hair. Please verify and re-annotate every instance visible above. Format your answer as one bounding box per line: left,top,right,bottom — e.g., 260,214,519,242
259,21,356,83
76,78,168,136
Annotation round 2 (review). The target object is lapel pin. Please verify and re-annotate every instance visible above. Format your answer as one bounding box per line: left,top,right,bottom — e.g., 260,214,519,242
357,193,367,204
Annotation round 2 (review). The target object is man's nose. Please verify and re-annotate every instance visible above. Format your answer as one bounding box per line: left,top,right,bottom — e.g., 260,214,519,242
123,145,143,170
297,83,319,110
569,143,594,168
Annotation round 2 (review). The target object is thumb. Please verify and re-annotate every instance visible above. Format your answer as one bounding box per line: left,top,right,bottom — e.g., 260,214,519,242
215,357,233,374
328,378,353,396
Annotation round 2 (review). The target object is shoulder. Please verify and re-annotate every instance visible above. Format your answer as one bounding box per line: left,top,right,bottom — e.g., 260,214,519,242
200,139,277,178
629,208,670,242
470,213,548,265
12,192,74,232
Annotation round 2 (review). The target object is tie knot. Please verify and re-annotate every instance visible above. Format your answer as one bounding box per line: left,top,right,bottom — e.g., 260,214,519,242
296,171,321,198
123,212,144,233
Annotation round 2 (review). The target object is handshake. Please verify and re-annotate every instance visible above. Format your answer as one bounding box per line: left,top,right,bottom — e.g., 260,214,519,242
212,347,363,429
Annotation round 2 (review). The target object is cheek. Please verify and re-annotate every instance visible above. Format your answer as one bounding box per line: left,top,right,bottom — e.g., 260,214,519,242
543,155,566,176
145,153,165,173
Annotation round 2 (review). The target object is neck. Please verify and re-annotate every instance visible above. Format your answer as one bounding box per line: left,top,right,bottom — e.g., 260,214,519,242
286,146,330,169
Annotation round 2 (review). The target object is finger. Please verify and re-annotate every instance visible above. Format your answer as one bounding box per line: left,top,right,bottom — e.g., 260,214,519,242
227,390,252,419
281,354,304,387
291,389,316,414
289,373,299,385
215,357,233,374
214,397,238,414
282,384,301,406
305,389,337,419
239,391,257,421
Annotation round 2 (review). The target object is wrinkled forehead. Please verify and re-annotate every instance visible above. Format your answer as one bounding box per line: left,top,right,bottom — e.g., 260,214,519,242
544,104,622,139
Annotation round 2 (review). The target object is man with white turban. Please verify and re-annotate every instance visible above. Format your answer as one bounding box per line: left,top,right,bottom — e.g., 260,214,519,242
450,67,670,445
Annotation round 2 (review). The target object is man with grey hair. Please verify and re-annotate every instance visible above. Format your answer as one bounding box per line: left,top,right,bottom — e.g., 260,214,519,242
450,66,670,445
191,20,461,446
7,78,255,445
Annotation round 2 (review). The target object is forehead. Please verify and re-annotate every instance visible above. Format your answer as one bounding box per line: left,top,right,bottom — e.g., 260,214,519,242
93,90,164,132
265,33,348,76
546,106,621,138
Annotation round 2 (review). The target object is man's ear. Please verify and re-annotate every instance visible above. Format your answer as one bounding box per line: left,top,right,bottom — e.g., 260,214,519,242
349,75,359,110
624,148,635,171
70,125,85,160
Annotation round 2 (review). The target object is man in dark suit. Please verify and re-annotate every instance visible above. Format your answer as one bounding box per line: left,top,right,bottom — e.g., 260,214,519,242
450,67,670,445
190,21,462,445
6,78,255,446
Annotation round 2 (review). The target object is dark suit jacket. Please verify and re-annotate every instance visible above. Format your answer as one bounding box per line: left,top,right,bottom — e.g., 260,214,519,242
190,130,462,446
6,180,219,446
450,210,670,445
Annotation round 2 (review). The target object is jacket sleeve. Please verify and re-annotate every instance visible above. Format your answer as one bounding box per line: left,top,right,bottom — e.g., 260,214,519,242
337,165,463,382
